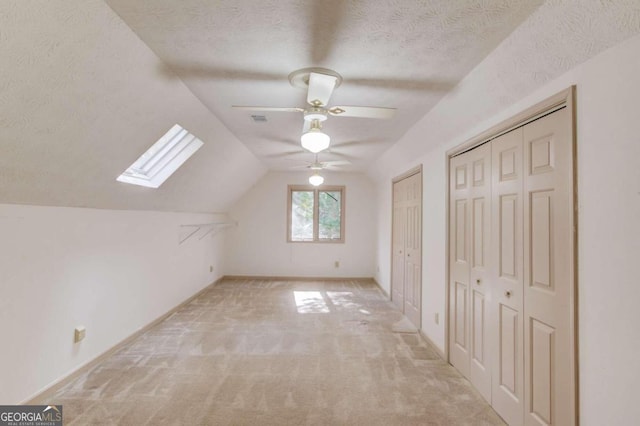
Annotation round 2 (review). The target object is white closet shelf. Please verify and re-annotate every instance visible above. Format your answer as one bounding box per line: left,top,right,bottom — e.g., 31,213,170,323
178,221,237,244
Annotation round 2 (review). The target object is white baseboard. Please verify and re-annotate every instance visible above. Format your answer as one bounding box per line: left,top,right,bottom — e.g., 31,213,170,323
223,275,375,281
419,330,447,361
23,277,223,404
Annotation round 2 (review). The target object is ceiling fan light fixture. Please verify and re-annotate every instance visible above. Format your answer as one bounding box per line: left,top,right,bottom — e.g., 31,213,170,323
301,128,330,153
304,108,328,122
309,173,324,186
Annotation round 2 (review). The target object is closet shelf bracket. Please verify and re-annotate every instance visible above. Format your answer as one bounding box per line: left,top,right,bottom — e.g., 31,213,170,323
178,221,237,244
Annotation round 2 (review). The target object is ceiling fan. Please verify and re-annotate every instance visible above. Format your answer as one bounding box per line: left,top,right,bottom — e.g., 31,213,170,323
232,67,396,153
289,153,351,171
288,153,350,186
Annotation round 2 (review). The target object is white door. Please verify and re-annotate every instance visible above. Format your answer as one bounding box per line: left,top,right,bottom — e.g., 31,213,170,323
467,143,492,402
391,178,406,311
491,128,525,426
523,108,575,426
449,144,492,400
449,106,576,426
404,172,422,328
391,171,422,328
449,152,471,378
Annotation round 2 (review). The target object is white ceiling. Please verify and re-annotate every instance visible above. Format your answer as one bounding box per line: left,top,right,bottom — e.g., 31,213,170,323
0,0,266,212
5,1,635,213
368,0,640,179
104,0,543,172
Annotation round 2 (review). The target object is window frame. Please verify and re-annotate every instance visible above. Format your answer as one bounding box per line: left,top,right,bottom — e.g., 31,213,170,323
287,185,345,243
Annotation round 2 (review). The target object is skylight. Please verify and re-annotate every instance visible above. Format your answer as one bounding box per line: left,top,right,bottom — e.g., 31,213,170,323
117,124,203,188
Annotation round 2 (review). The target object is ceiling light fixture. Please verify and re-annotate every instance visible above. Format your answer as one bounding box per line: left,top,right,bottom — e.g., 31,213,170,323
301,119,330,153
309,173,324,186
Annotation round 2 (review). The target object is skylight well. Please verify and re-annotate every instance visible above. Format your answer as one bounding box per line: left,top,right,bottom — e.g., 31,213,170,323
117,124,203,188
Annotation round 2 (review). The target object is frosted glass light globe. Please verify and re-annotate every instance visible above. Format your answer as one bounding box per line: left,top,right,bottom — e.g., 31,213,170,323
309,173,324,186
301,129,330,153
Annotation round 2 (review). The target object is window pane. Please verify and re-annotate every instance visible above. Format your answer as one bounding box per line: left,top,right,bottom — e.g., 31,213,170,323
319,190,341,240
291,191,314,241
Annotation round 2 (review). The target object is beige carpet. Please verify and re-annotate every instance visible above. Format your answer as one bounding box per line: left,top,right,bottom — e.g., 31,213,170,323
49,278,504,425
391,317,419,334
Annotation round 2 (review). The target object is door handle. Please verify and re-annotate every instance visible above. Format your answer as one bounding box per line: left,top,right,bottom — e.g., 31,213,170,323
476,279,481,285
505,290,512,298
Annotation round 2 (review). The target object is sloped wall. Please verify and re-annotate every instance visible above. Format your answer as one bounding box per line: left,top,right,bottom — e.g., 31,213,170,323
0,204,226,404
0,0,266,213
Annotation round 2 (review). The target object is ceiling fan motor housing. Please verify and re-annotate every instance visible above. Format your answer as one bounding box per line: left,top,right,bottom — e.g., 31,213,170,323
304,107,328,122
288,67,343,90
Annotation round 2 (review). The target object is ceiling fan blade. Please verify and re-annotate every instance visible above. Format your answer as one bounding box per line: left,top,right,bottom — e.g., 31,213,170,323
332,139,386,148
263,150,306,159
323,150,357,161
310,0,346,64
329,106,396,119
325,165,350,170
323,160,351,166
307,72,337,106
232,106,304,112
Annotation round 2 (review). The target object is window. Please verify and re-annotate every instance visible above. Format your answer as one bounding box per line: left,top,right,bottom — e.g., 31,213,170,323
287,185,345,243
117,124,204,188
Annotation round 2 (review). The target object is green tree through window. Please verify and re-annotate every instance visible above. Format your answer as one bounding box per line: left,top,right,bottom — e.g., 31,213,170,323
291,191,314,241
319,191,341,239
288,186,344,242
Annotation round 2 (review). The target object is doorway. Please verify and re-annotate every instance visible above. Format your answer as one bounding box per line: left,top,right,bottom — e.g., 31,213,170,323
391,166,422,329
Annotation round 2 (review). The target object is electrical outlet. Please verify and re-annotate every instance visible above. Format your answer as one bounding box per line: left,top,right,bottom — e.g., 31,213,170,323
74,326,86,343
434,313,439,325
334,260,340,268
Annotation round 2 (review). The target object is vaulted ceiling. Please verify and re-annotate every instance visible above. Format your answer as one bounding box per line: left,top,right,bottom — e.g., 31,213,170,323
104,0,542,171
1,1,638,212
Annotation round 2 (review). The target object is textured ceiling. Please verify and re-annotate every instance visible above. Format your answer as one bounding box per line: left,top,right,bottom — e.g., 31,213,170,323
12,1,635,213
104,0,544,172
0,0,266,212
367,0,640,179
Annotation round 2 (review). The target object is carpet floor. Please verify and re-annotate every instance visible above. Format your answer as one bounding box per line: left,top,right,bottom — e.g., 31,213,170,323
50,278,505,425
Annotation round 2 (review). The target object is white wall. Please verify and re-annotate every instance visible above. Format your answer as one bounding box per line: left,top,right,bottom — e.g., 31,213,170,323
371,34,640,424
0,204,226,404
224,171,376,278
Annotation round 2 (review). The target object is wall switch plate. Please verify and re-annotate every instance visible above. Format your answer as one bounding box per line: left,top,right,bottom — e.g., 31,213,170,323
334,261,340,268
209,265,214,272
74,326,86,343
435,313,439,325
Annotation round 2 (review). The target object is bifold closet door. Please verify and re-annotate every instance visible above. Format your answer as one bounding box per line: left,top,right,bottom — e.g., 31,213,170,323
491,128,525,426
490,108,575,426
449,144,492,401
467,144,492,401
392,172,422,327
522,108,575,426
403,172,422,328
449,105,575,425
392,178,406,311
449,152,471,378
